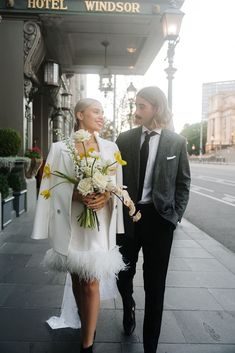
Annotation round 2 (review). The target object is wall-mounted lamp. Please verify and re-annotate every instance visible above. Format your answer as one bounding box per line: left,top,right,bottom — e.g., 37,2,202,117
44,60,60,87
61,91,72,111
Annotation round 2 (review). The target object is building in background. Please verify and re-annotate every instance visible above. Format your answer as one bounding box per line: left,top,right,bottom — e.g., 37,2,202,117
202,80,235,122
206,92,235,153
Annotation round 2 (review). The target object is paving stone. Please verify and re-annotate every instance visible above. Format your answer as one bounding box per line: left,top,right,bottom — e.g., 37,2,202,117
207,248,235,274
172,239,201,248
157,343,235,353
171,247,214,258
173,310,235,344
94,343,122,353
166,271,235,288
0,284,16,305
168,257,192,271
164,287,223,310
3,284,64,309
121,343,143,353
183,258,231,272
96,308,138,343
159,311,186,343
209,289,235,311
100,298,115,309
0,254,31,280
0,308,70,341
0,242,49,255
1,267,65,286
25,252,46,267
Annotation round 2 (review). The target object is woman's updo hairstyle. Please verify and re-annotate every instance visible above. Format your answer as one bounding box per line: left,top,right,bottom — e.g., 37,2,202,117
73,98,101,131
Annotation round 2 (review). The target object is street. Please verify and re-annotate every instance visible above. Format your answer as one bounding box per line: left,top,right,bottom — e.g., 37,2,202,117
184,163,235,252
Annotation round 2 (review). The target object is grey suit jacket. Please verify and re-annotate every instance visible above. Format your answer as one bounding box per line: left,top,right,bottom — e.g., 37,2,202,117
116,126,191,237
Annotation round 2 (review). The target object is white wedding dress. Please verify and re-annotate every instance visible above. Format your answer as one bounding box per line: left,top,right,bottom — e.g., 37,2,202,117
32,137,125,329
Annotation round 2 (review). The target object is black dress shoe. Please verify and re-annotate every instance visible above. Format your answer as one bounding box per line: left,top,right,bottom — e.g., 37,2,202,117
123,299,136,335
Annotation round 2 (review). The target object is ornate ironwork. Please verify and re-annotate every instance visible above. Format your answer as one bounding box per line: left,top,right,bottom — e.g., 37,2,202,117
23,21,45,83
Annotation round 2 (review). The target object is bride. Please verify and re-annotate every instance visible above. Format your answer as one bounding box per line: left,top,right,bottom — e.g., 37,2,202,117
31,98,127,353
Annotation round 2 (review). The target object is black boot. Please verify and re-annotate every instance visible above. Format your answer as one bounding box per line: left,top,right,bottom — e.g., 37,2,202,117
80,344,93,353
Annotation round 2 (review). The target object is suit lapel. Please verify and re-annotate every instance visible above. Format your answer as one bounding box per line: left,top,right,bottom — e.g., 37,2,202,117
154,128,172,165
131,127,142,184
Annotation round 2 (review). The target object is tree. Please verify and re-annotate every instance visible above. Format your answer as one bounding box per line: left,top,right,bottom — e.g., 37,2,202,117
180,122,207,155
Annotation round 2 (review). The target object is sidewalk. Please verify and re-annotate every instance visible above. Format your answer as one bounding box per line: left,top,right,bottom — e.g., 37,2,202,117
0,210,235,353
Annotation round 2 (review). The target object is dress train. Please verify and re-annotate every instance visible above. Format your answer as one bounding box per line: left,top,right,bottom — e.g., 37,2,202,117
46,272,118,329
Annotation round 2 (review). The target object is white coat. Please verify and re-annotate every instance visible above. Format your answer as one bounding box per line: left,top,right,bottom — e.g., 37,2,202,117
31,136,124,256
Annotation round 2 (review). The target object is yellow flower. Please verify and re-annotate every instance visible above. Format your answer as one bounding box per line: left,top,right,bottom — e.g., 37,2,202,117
114,151,127,166
42,163,51,179
87,147,95,156
40,189,51,199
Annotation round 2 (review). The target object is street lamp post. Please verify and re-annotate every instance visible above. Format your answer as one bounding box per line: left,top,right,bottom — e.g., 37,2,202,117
161,6,184,112
127,82,137,129
191,144,196,155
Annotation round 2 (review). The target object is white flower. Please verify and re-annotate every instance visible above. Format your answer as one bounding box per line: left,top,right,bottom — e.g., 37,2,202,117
72,129,91,143
132,210,141,222
77,177,93,195
89,151,100,159
92,172,109,191
106,165,117,175
122,190,132,206
128,200,136,216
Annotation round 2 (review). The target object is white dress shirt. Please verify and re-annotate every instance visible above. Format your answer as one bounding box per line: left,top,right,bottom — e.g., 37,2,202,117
139,127,162,203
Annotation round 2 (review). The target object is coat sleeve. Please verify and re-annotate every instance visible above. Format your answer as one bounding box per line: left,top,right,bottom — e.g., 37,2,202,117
116,161,125,234
175,139,191,221
31,143,56,239
113,143,125,234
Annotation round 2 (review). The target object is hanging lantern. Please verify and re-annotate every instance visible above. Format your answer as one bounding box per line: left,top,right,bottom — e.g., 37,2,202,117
99,40,113,97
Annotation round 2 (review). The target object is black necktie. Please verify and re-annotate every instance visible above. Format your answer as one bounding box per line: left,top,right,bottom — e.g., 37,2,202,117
137,131,157,201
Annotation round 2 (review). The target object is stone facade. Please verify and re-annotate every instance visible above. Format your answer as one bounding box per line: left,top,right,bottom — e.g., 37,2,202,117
206,92,235,153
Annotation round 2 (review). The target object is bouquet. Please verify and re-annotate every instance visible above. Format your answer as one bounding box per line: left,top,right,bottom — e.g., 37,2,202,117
40,129,141,230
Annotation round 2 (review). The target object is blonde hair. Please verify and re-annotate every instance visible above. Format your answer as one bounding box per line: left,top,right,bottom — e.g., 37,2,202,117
73,98,102,131
137,86,172,128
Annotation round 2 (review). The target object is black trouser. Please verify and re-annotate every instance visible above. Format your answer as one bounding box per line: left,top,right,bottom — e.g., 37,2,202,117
117,203,174,353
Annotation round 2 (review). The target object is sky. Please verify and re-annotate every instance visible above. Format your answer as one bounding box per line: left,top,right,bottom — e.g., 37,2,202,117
88,0,235,133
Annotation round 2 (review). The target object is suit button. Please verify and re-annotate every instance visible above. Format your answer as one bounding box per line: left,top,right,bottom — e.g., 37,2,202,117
57,209,61,214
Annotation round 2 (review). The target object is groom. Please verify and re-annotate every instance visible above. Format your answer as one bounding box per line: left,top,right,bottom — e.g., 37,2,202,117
116,86,191,353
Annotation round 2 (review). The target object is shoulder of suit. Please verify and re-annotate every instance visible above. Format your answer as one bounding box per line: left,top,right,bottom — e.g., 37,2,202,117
163,128,186,143
118,126,141,139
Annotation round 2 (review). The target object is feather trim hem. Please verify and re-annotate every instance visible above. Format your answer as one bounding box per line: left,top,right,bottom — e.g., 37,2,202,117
42,247,126,282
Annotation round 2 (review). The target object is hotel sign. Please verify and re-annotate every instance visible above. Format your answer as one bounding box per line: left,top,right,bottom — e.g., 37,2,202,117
0,1,162,15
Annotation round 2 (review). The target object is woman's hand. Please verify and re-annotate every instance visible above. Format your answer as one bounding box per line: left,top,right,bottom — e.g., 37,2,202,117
82,192,110,211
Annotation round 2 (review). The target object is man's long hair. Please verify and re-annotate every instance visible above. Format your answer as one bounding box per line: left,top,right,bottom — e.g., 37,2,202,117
137,86,173,130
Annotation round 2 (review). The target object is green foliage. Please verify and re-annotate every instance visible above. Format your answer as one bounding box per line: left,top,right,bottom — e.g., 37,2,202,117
0,128,22,157
0,174,9,199
180,122,207,155
8,173,26,192
25,146,42,159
